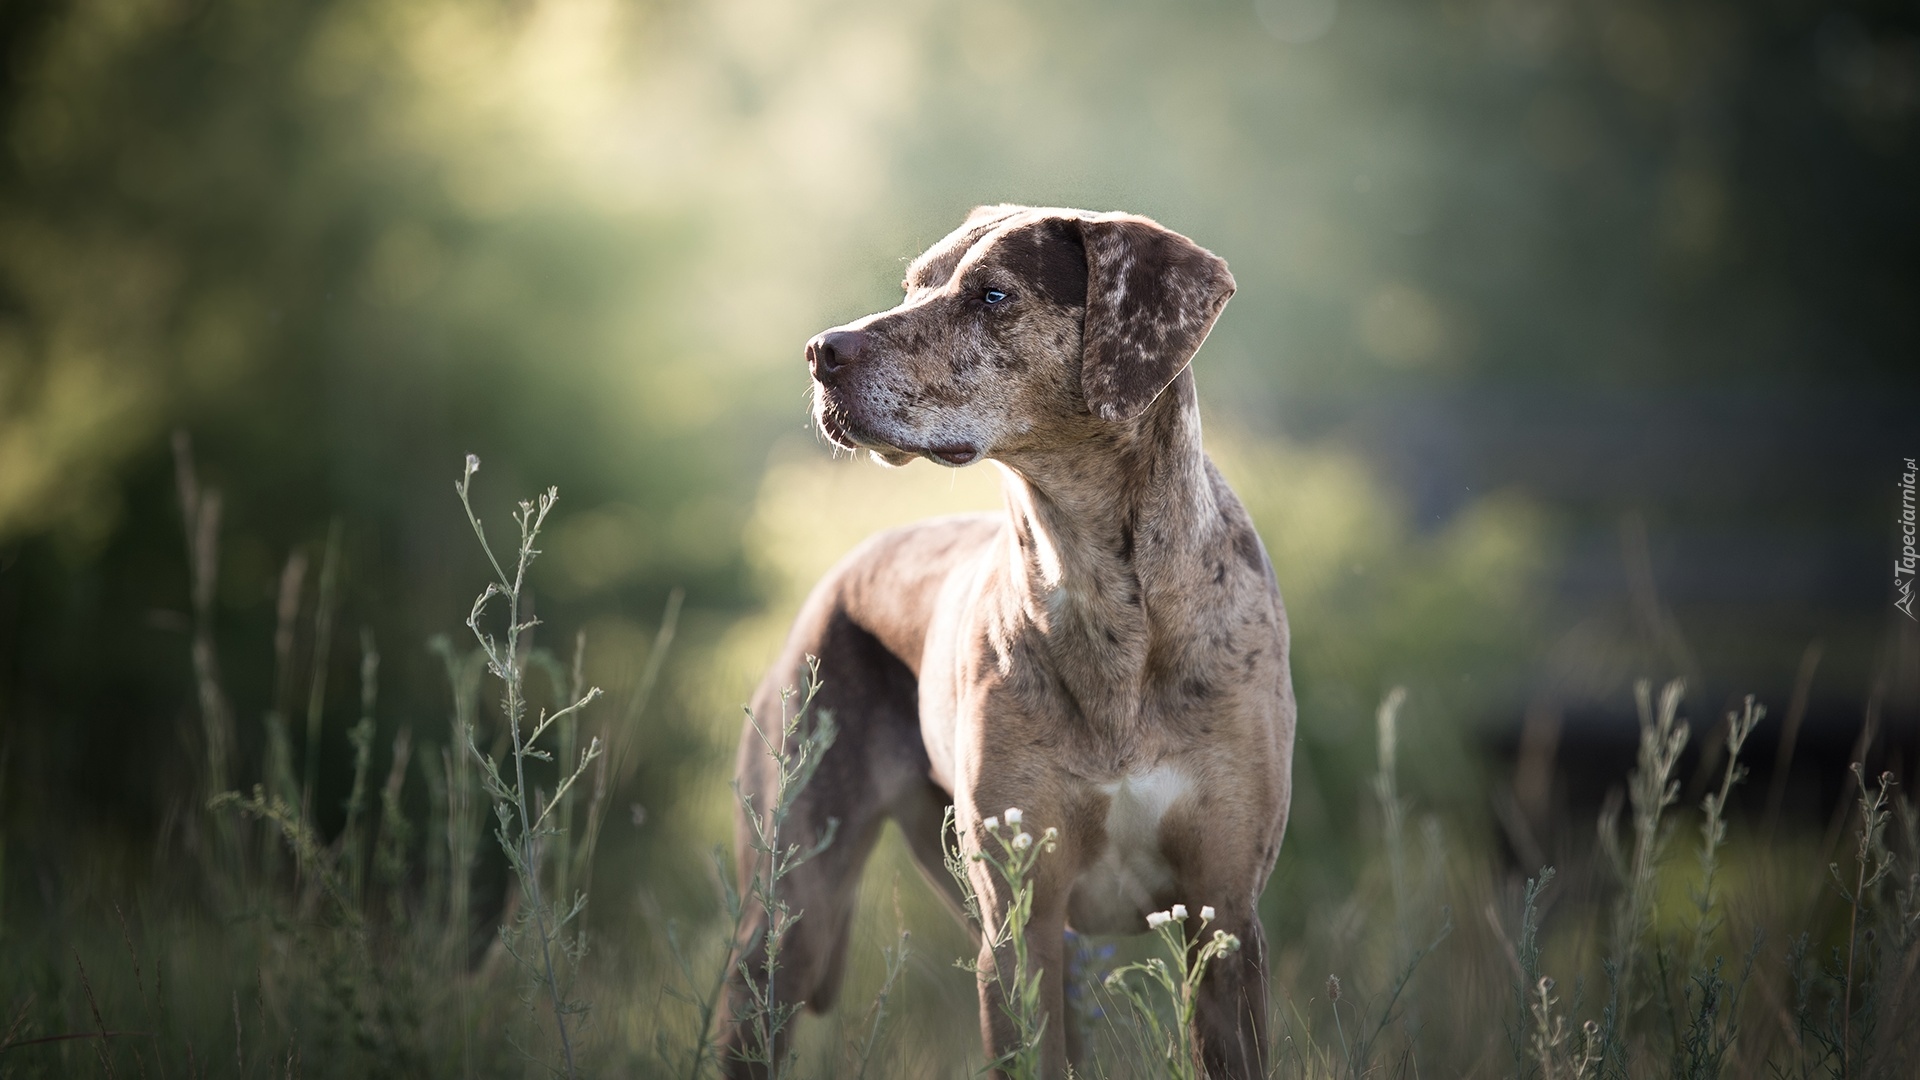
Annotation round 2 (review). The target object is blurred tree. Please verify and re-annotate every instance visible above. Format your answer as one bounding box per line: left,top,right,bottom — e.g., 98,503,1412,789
0,0,748,886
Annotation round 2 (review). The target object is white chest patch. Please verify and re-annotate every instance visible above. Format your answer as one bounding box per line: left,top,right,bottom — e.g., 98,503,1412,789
1067,764,1193,935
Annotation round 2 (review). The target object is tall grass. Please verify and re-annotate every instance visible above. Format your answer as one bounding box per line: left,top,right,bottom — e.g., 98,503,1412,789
719,661,840,1080
1,450,1916,1079
454,455,606,1076
1101,905,1243,1080
947,808,1063,1080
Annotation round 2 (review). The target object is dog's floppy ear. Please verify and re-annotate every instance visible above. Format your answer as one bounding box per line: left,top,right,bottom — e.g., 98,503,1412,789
1077,215,1235,422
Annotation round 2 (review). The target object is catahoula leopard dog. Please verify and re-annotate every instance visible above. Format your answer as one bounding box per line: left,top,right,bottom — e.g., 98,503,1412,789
723,206,1294,1079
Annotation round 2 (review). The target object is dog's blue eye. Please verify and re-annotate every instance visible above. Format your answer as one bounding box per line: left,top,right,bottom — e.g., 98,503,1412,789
983,289,1007,305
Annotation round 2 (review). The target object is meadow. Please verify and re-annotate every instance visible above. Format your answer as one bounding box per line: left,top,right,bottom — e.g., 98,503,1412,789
1,447,1913,1080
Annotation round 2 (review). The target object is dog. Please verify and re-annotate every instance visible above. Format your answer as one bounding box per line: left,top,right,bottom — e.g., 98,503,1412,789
724,206,1295,1079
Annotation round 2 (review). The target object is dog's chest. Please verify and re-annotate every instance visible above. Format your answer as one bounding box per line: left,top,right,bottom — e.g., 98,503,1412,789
1066,763,1193,936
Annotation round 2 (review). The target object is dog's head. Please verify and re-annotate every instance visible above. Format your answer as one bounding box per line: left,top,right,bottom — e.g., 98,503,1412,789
807,206,1235,467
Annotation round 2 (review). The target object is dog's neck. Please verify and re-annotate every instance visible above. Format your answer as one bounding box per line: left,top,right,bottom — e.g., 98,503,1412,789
993,370,1220,726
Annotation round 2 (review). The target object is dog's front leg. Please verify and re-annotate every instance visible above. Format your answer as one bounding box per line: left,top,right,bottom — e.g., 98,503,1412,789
1192,907,1271,1080
971,857,1070,1079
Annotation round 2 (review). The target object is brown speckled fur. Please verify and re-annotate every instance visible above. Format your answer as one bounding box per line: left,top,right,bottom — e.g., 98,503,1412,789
724,207,1295,1080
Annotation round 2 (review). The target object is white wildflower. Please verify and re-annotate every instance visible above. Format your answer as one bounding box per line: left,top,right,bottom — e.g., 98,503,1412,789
465,453,481,476
1012,832,1033,850
982,816,999,831
1200,905,1216,921
1146,910,1172,929
1004,807,1023,825
1170,903,1188,920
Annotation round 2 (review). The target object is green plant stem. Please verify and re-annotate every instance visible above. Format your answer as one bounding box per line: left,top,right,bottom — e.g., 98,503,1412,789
457,462,601,1080
302,519,342,824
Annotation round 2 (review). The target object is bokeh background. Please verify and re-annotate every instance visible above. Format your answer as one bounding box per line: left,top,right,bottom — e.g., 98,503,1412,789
1,0,1917,1071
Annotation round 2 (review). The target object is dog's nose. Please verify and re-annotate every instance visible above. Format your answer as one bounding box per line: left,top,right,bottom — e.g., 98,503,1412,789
807,330,867,377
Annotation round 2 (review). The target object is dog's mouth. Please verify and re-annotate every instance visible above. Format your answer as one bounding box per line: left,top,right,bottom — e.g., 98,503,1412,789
926,444,978,466
813,391,979,468
814,402,860,451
